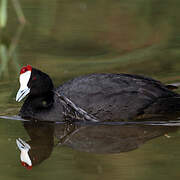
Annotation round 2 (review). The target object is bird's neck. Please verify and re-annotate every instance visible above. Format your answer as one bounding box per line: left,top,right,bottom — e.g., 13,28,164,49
33,90,54,110
22,90,54,113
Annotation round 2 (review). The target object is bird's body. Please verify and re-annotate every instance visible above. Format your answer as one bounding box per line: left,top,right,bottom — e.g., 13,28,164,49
16,65,180,122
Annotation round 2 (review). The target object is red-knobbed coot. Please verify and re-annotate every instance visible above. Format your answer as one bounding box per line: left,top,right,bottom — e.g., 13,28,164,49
16,65,180,122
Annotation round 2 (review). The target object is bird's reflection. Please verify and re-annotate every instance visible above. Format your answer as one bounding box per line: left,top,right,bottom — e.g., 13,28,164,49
16,121,54,169
16,121,179,169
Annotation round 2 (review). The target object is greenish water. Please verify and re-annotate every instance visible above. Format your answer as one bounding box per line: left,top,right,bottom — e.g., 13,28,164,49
1,0,180,179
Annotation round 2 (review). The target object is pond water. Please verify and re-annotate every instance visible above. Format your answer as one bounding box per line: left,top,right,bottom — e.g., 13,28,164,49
1,0,180,179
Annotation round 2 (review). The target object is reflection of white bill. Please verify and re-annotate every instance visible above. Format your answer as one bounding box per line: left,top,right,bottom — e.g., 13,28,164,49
0,115,29,121
16,138,31,151
16,138,32,169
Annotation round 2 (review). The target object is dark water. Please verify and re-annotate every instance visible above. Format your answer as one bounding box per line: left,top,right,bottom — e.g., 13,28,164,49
1,0,180,179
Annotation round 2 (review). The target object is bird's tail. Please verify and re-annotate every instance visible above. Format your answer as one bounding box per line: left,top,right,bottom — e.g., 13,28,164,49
144,96,180,117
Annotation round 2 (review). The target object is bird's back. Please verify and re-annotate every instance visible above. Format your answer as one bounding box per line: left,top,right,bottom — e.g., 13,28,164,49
56,73,179,121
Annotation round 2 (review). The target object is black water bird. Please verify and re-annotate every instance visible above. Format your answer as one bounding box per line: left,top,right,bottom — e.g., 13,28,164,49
16,65,180,122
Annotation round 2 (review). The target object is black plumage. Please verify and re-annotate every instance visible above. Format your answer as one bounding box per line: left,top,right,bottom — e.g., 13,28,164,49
18,68,180,122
